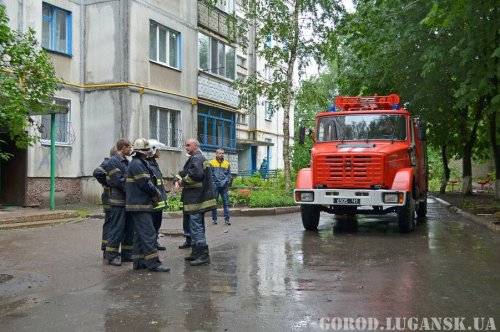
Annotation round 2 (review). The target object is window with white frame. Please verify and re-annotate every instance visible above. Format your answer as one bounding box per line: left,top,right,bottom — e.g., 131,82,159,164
264,65,272,81
42,3,72,55
216,0,235,14
149,106,182,148
198,33,236,80
237,113,247,125
149,21,181,69
265,101,273,121
41,99,71,144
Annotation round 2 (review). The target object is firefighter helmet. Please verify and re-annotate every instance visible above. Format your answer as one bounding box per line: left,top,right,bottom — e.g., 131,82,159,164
148,139,167,154
132,138,151,154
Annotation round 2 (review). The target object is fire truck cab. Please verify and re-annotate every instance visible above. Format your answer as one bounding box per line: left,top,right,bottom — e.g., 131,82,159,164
294,94,428,233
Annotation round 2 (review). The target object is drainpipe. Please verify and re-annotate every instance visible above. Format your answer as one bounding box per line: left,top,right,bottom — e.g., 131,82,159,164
79,0,86,179
50,113,56,210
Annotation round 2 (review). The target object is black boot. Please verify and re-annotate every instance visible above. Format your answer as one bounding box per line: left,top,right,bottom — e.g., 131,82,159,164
133,260,147,270
150,264,171,272
178,237,192,249
184,246,201,261
190,246,210,266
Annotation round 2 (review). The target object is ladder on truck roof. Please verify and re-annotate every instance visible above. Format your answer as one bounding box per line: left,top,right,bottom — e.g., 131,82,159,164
335,94,400,111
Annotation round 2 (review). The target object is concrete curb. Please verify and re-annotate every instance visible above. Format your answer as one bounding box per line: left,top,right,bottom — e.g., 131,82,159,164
0,211,78,225
431,195,500,233
89,206,300,220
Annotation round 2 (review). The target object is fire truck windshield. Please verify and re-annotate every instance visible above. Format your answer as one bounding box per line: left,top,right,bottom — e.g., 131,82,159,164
316,114,407,142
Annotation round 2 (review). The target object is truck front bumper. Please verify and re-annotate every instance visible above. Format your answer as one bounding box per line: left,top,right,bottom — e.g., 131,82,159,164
294,189,407,207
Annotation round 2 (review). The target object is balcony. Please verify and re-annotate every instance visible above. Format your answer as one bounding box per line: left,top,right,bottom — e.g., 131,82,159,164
198,2,231,39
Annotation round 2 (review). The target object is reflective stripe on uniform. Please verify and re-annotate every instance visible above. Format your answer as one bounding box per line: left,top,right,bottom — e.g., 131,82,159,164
183,198,216,212
108,168,121,176
144,252,159,260
106,246,119,252
126,173,151,182
122,245,133,250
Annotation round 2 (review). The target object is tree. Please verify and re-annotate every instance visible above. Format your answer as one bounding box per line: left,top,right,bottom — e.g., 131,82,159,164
225,0,344,191
0,4,59,160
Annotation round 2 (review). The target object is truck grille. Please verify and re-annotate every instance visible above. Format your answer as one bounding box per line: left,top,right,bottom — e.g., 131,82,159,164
315,155,384,188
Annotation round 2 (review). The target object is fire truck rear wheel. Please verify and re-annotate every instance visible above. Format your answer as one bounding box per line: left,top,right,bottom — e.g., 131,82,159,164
300,205,320,231
398,193,416,233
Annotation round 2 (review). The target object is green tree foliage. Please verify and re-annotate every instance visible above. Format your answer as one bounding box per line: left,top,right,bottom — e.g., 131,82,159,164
0,4,59,160
312,0,498,196
292,70,338,172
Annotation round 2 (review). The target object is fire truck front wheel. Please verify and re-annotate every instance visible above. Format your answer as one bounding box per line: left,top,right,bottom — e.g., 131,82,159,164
397,193,416,233
416,193,428,219
300,205,320,231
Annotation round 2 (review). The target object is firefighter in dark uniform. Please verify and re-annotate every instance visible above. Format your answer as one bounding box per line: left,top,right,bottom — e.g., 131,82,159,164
127,138,170,272
146,139,169,251
174,138,216,266
93,145,117,257
103,138,133,266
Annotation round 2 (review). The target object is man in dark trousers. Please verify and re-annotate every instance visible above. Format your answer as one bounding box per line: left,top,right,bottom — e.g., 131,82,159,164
126,138,170,272
146,139,169,251
93,145,117,257
259,157,268,179
210,148,232,225
174,138,216,266
103,138,133,266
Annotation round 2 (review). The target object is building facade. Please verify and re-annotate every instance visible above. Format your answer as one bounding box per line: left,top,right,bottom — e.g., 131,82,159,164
0,0,293,207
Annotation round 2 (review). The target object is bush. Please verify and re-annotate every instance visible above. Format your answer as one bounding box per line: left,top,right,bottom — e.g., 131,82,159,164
247,190,295,207
167,193,183,212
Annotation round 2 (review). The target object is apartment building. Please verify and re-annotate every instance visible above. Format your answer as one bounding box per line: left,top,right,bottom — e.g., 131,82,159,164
0,0,292,207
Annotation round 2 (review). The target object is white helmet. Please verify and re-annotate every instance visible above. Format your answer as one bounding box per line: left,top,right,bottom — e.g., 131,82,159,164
132,138,152,155
148,139,167,154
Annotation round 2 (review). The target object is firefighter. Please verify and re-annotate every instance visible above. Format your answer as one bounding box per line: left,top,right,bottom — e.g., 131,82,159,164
146,139,169,251
174,138,216,266
103,139,133,266
93,145,117,257
127,138,170,272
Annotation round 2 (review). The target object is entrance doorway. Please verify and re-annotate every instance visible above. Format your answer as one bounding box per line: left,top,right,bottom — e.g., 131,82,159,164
0,134,27,206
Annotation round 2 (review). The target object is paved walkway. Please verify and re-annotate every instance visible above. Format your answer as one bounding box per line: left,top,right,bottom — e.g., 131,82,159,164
0,204,300,231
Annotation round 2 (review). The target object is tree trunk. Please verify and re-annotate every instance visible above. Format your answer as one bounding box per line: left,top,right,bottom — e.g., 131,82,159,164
282,0,300,192
462,143,473,195
489,110,500,199
459,103,484,195
440,144,450,193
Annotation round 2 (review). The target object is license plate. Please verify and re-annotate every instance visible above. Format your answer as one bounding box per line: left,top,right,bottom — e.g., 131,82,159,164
333,198,360,205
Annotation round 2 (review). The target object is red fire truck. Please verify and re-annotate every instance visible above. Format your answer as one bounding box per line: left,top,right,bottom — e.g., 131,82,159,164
294,94,428,233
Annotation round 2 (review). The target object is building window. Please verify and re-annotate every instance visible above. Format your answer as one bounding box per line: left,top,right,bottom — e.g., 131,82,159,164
216,0,235,14
265,101,273,121
149,21,181,69
237,113,247,125
197,104,236,151
149,106,182,148
237,55,247,70
42,3,72,55
264,65,272,81
198,33,235,80
40,99,71,144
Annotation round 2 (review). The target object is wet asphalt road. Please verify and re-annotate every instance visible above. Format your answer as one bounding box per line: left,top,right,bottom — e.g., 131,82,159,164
0,197,499,331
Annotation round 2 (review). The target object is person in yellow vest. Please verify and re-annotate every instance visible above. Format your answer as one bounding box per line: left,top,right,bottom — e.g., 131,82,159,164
209,149,232,225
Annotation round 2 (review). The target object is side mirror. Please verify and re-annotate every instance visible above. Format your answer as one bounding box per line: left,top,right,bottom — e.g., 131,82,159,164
299,126,305,145
418,120,427,141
